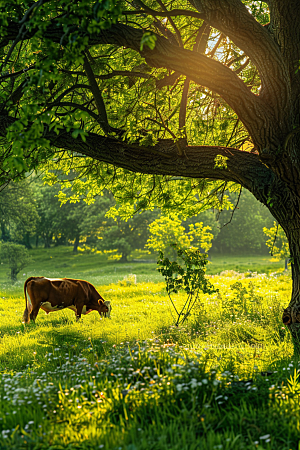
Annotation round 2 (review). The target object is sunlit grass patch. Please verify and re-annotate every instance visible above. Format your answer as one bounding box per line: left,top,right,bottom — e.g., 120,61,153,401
0,267,297,449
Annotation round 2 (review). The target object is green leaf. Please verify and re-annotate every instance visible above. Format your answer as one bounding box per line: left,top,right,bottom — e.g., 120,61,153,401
140,32,157,51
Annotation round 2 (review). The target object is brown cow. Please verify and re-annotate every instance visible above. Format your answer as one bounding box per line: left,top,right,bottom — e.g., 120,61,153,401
22,277,110,323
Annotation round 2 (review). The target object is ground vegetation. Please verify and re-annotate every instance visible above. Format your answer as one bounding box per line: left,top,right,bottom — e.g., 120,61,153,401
0,0,300,338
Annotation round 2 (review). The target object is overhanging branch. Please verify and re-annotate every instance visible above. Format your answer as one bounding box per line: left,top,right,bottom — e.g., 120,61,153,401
0,109,275,198
95,23,275,149
187,0,291,118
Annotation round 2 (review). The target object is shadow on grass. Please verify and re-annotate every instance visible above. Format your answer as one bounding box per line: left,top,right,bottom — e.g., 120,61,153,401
0,312,115,371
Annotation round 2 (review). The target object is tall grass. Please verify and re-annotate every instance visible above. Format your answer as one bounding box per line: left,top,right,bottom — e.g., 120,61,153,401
0,249,297,449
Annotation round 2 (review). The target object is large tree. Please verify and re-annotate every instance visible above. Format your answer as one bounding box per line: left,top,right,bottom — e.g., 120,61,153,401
0,1,300,341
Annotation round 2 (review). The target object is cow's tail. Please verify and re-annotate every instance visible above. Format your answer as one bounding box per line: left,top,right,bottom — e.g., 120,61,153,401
22,277,37,324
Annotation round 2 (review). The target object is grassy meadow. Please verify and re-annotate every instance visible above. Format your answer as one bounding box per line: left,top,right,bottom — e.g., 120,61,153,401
0,248,299,449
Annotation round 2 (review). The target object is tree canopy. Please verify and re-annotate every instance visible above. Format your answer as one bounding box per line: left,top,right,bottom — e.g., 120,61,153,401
1,0,269,215
1,0,300,329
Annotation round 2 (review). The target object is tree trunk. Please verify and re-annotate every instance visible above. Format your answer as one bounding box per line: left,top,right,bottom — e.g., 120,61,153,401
44,233,53,248
24,233,32,250
73,235,80,253
11,267,17,283
44,240,50,249
1,222,9,242
285,258,289,271
281,224,300,351
120,252,128,262
246,149,300,352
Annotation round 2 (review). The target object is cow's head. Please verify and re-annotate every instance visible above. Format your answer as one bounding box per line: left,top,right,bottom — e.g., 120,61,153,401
98,299,109,317
104,301,111,318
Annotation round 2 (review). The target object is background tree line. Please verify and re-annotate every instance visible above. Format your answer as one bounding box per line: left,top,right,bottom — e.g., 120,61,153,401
0,178,275,261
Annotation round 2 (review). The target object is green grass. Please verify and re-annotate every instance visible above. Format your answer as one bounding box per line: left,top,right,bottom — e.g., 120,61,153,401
0,247,297,449
0,247,286,288
207,254,286,275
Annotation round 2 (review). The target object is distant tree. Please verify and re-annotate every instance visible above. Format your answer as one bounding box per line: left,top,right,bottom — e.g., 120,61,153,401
0,181,38,247
32,182,62,248
263,222,290,270
33,180,114,251
212,190,274,254
0,242,31,282
146,215,213,259
183,210,220,244
70,194,113,252
99,210,157,262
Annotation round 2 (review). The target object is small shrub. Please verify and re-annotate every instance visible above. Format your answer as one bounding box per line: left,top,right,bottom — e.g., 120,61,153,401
118,273,137,286
157,244,217,326
0,242,32,282
219,270,243,278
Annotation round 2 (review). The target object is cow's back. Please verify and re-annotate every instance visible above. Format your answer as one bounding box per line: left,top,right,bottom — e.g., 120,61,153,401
46,278,79,305
63,278,102,301
28,278,78,305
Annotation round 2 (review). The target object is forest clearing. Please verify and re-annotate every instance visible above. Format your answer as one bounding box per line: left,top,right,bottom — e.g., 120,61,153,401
0,251,298,449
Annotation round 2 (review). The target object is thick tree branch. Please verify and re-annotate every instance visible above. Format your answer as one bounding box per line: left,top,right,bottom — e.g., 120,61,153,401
59,68,152,81
44,129,275,192
187,0,291,122
179,22,210,140
123,7,204,20
95,23,277,150
0,65,35,81
268,1,300,101
52,137,275,196
83,55,110,133
0,113,274,194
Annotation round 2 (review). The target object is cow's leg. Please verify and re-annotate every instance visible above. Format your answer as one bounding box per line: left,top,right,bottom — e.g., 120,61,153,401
23,282,38,324
30,305,40,322
22,306,30,324
75,302,84,322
